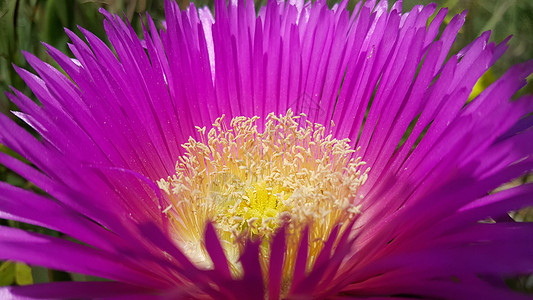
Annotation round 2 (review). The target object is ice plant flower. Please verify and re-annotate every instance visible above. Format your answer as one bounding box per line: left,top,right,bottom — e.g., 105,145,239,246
1,0,532,298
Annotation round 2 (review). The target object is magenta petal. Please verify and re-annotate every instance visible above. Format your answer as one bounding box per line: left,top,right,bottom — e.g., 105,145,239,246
239,240,264,299
0,226,166,289
0,281,153,299
292,225,340,295
0,182,120,252
268,225,286,300
204,223,232,279
289,225,309,292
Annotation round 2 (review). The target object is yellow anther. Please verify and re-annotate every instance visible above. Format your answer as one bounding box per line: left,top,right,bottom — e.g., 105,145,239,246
157,110,369,287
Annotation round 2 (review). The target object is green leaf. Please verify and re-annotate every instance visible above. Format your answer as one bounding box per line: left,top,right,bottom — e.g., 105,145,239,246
31,266,51,284
6,172,26,187
0,261,15,286
0,0,18,56
15,262,33,285
468,69,495,103
43,0,72,48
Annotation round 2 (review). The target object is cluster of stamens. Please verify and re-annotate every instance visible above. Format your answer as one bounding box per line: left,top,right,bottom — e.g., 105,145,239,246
158,110,369,280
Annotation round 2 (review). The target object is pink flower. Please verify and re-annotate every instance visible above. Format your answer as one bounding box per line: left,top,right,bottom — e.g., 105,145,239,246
1,0,532,298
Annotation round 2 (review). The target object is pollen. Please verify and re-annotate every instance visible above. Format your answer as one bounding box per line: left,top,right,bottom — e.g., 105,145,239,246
158,109,369,283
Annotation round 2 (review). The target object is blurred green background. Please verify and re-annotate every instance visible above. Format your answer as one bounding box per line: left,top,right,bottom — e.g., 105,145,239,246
0,0,532,289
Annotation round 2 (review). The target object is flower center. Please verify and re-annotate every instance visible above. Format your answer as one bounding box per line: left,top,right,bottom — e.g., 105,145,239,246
158,110,369,280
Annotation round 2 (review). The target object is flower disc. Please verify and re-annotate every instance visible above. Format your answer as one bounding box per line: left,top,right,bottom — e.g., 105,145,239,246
159,110,369,280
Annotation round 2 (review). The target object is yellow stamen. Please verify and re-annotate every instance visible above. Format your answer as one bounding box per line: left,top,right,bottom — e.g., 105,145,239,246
158,109,369,289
